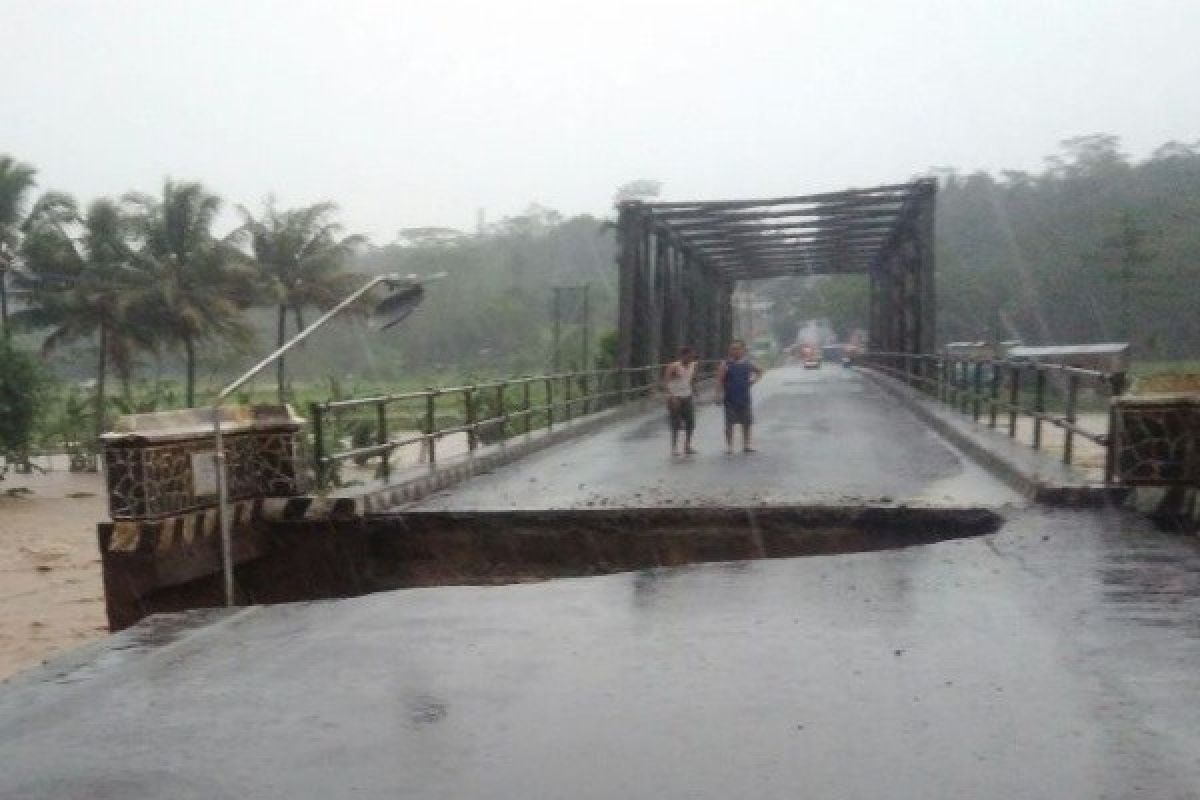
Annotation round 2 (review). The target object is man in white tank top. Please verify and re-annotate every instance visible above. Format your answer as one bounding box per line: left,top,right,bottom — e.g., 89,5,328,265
661,345,699,457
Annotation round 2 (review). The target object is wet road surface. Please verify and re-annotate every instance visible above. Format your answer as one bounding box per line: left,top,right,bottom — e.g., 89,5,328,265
414,364,1022,510
2,506,1199,799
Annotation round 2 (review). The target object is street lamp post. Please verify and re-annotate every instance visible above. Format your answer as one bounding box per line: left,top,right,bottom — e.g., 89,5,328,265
211,271,439,606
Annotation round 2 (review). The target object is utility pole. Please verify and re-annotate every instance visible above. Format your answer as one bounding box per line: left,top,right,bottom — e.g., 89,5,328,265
581,285,590,371
552,287,562,373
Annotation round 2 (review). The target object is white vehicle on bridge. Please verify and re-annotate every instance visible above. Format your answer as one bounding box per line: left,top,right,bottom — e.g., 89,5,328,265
793,343,822,369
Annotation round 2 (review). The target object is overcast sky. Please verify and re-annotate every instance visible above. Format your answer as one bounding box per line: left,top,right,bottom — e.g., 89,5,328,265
6,0,1200,240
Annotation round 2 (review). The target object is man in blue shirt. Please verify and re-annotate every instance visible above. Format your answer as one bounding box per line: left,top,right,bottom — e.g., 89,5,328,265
715,340,763,453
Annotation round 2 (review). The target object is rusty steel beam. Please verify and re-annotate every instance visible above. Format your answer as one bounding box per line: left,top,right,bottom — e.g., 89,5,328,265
642,182,919,213
685,225,892,241
709,247,877,261
700,231,884,242
670,217,898,235
690,234,890,251
706,246,878,262
662,205,902,226
723,266,870,280
723,259,871,272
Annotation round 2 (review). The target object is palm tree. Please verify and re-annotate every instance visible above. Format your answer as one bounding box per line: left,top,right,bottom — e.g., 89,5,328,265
15,195,155,446
125,180,255,407
236,200,366,401
0,156,39,332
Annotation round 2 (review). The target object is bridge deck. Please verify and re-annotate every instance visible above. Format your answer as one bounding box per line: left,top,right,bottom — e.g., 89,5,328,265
2,506,1199,798
5,365,1200,798
412,363,1021,510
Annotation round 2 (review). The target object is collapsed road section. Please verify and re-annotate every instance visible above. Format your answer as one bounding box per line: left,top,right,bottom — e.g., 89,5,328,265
100,504,1005,630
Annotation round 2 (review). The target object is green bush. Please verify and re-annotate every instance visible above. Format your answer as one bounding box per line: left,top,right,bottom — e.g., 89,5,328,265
0,339,44,477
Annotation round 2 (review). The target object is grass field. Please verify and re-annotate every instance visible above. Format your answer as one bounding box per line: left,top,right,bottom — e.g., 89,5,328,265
1131,359,1200,377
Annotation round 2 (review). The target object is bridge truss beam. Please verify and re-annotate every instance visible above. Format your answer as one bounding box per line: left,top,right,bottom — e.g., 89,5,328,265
616,179,936,368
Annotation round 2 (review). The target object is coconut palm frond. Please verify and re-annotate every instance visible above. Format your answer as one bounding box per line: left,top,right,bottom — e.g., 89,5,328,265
22,191,79,236
0,156,39,248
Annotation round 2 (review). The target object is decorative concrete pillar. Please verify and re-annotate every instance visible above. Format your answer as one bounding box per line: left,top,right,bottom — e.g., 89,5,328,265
102,405,310,520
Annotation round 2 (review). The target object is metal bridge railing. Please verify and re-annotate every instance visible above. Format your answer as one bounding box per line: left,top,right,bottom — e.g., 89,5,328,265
866,351,1127,482
309,361,717,489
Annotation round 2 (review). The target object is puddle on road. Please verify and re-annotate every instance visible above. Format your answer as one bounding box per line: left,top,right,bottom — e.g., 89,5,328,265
38,608,235,685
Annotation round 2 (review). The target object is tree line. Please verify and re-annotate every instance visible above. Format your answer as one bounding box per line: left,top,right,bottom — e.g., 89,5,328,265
0,156,618,464
937,134,1200,358
771,134,1200,361
0,157,371,446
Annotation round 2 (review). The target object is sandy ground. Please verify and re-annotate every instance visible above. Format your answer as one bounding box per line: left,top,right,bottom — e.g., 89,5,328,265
0,465,108,681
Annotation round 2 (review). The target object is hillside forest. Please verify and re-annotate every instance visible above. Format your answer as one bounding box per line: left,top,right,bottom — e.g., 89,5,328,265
775,134,1200,358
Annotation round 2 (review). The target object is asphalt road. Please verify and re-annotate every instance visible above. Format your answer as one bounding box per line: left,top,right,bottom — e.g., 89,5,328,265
2,506,1198,799
4,363,1197,798
413,364,1021,510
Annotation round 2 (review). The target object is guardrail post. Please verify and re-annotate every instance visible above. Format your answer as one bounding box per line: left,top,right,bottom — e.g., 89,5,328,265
464,386,477,453
564,374,573,422
972,361,983,421
989,363,1000,428
1111,372,1127,397
620,369,629,404
522,379,532,435
1063,373,1079,465
1008,365,1019,438
960,360,971,415
376,400,390,482
545,378,555,430
581,372,589,416
1104,409,1117,484
496,381,508,443
1033,368,1046,450
940,357,950,407
425,389,437,467
310,401,327,489
946,358,955,406
946,357,955,408
1104,373,1125,484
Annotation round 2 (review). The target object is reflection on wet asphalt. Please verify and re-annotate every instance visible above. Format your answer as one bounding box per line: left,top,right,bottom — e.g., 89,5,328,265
2,507,1199,799
413,365,1023,510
